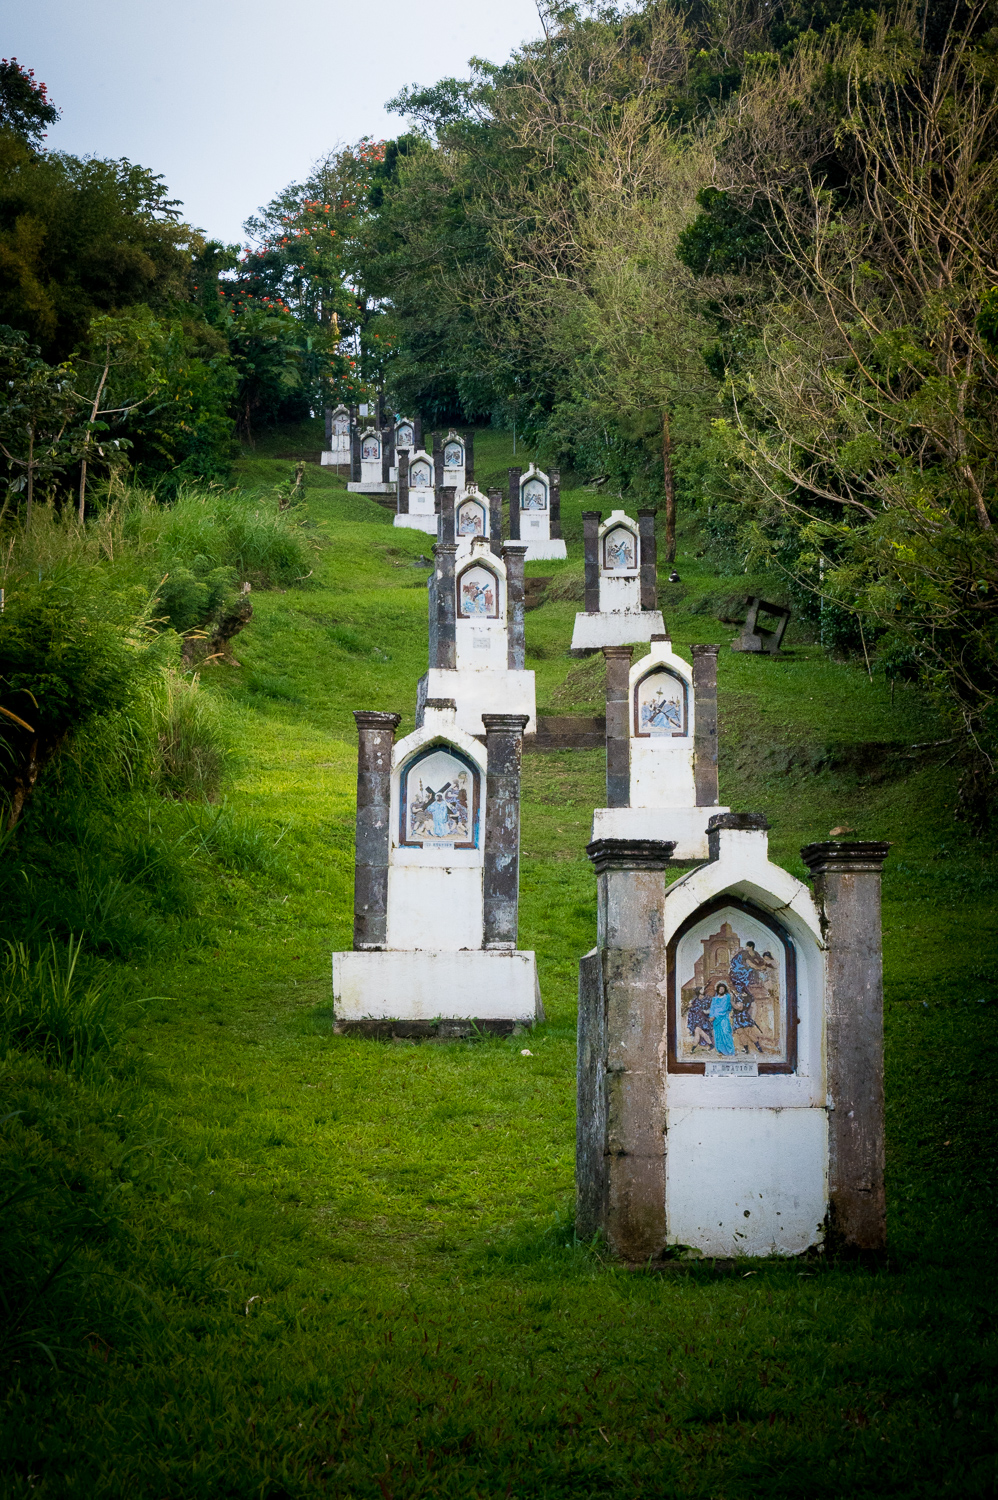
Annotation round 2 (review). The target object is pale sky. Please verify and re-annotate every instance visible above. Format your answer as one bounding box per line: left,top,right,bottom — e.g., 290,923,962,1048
6,0,542,243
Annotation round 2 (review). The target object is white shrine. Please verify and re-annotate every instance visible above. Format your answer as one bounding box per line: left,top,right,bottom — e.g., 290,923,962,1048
571,508,666,652
439,430,467,490
593,637,730,860
394,448,436,534
512,464,566,562
321,404,351,466
348,426,393,496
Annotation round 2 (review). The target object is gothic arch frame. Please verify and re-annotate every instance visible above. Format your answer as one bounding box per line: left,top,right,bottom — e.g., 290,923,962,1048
397,740,481,850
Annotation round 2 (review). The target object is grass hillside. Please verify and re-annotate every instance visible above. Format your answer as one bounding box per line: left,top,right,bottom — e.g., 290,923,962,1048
2,427,996,1498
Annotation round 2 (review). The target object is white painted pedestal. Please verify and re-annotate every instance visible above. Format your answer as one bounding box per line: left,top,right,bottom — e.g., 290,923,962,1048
333,949,542,1025
420,667,536,738
571,610,666,652
591,805,732,862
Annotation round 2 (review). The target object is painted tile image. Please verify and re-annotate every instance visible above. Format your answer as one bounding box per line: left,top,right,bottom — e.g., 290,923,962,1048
410,460,432,488
362,436,380,460
457,499,486,535
458,565,499,617
400,748,478,847
444,440,464,468
603,526,637,570
396,422,414,447
634,667,687,736
521,478,547,510
677,911,789,1064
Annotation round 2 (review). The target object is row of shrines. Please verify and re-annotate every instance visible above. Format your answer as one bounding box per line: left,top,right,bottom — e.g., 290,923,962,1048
330,431,890,1265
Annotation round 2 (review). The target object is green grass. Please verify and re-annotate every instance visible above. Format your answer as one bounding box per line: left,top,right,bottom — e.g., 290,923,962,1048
1,432,996,1497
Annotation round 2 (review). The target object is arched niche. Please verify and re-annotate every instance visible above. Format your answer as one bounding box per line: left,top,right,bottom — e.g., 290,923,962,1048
456,560,500,618
457,495,487,537
361,431,381,461
602,523,638,572
667,895,798,1076
633,663,688,737
521,472,548,511
409,456,433,489
398,742,480,849
443,436,465,470
396,420,414,448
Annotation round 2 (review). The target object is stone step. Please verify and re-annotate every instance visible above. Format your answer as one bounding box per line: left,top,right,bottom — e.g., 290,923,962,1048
528,715,604,751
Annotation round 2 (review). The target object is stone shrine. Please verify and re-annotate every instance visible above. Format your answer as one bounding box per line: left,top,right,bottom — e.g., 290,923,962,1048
455,484,493,551
417,491,535,738
321,404,351,466
433,430,473,492
577,818,890,1260
332,701,543,1032
570,508,666,653
348,425,394,496
389,416,422,481
592,637,730,860
394,448,437,534
507,464,567,561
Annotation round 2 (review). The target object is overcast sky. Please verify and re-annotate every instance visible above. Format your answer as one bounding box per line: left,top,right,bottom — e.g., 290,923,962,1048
6,0,542,243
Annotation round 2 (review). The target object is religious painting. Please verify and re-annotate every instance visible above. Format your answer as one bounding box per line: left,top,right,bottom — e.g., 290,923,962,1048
521,477,547,510
362,436,380,461
399,745,479,849
668,899,797,1074
457,499,486,536
444,441,464,468
634,666,687,737
396,423,414,448
457,564,500,618
602,525,637,571
410,461,432,489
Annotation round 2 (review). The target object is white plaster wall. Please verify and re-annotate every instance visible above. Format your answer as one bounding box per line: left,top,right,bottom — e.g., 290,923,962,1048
386,863,482,949
456,617,508,671
361,458,382,485
522,540,567,561
665,1107,828,1256
628,641,696,807
571,610,666,651
599,573,641,614
394,514,438,534
422,667,537,736
591,805,730,861
659,825,829,1253
333,949,541,1021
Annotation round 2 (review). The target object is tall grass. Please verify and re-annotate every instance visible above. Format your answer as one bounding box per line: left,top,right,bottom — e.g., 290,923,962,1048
150,670,227,801
0,936,127,1074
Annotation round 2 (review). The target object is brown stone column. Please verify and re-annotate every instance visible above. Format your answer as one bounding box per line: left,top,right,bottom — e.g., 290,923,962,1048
464,430,475,483
432,543,457,669
324,406,333,445
550,468,562,539
488,488,503,556
503,543,528,670
638,508,658,613
603,646,633,808
397,450,410,514
800,840,892,1252
350,416,361,483
437,485,455,544
691,644,720,807
577,837,675,1257
352,710,401,951
380,425,393,484
583,511,602,613
433,432,443,489
414,416,423,450
508,467,522,540
482,713,529,950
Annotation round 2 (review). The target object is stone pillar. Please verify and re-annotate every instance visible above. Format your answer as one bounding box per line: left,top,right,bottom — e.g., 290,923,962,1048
350,417,361,483
691,644,720,807
550,468,562,539
583,511,602,613
437,485,455,544
800,840,891,1252
414,416,423,450
464,430,475,483
638,509,658,613
577,837,675,1256
351,710,401,951
603,646,633,808
397,450,410,514
482,713,529,950
380,426,393,485
488,488,503,556
503,543,527,670
432,543,456,669
433,432,444,490
508,467,522,540
324,407,333,445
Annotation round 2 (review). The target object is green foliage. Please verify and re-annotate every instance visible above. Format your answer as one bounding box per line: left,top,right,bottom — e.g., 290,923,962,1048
0,325,80,524
676,186,770,275
0,58,59,150
150,670,228,801
0,936,125,1073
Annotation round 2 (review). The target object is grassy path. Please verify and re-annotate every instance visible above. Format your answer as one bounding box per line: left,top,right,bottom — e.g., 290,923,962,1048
4,438,996,1497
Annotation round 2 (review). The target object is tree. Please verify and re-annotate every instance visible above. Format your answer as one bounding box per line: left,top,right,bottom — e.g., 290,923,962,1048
0,59,59,150
0,328,78,528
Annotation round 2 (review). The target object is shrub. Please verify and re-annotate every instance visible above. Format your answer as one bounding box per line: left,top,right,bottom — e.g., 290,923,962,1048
150,670,227,801
0,936,126,1073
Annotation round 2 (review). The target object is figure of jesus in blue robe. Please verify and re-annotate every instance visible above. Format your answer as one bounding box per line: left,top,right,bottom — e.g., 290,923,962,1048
708,984,735,1055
